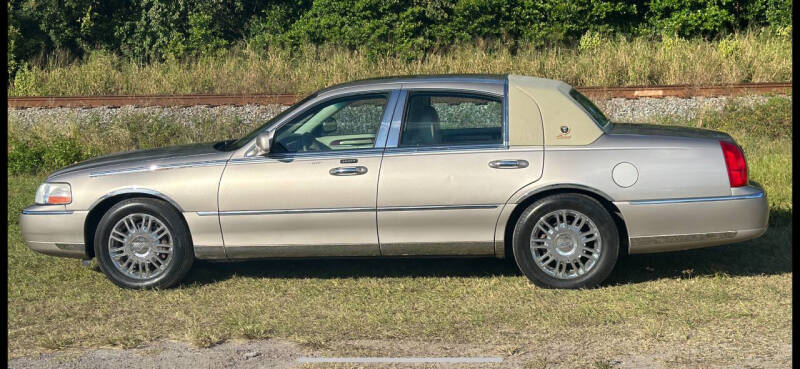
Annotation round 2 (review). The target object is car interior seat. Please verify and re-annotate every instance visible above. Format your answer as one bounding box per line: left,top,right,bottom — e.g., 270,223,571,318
403,104,440,146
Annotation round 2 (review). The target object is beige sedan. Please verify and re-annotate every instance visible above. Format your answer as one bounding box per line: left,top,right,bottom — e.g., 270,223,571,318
20,75,768,289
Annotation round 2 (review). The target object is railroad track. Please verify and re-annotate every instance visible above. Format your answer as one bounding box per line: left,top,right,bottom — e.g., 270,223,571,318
7,82,791,108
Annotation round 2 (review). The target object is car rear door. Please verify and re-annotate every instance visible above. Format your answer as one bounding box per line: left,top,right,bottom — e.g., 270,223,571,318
376,82,544,256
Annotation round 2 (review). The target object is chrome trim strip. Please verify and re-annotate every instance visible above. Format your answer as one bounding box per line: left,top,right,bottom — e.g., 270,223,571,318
22,210,75,215
200,204,499,216
379,204,499,211
383,144,508,156
503,78,510,147
230,149,384,164
89,159,228,177
629,191,764,205
199,207,374,216
629,231,737,247
89,188,184,213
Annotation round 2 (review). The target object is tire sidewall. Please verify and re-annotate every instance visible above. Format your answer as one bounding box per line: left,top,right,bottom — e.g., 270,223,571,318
94,199,193,289
513,194,619,289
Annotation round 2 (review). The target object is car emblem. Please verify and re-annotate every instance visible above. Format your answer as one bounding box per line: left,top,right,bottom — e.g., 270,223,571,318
557,125,572,139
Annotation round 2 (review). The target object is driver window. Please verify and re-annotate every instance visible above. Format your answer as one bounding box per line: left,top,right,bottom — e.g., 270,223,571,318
271,94,388,153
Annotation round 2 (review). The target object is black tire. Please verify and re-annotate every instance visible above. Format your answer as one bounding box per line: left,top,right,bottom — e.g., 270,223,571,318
512,193,619,289
94,198,194,289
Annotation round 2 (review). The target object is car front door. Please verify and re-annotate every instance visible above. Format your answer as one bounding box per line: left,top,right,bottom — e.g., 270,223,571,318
217,91,398,258
376,86,544,256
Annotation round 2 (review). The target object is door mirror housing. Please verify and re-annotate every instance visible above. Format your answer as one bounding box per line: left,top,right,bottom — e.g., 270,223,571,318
249,130,274,157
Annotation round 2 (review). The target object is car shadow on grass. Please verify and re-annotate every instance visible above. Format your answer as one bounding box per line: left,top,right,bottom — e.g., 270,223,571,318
181,208,792,287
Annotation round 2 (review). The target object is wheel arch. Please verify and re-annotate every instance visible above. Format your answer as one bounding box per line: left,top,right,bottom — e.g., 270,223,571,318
83,189,190,259
501,184,630,259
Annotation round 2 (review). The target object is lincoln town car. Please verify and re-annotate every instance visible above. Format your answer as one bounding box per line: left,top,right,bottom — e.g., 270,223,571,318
20,75,769,289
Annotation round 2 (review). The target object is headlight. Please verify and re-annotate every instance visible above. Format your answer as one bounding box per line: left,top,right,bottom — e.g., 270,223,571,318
34,183,72,205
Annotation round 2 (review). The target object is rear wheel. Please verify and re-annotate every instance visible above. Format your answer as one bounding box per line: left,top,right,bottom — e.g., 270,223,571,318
94,198,194,289
512,193,619,289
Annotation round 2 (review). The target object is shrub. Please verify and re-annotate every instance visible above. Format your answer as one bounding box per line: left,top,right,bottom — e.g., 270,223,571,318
698,96,792,139
645,0,737,37
7,0,792,72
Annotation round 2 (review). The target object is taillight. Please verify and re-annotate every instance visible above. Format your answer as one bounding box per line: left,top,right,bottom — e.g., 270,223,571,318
720,141,747,187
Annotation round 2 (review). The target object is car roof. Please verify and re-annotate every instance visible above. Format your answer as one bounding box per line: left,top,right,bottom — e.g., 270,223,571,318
318,74,508,93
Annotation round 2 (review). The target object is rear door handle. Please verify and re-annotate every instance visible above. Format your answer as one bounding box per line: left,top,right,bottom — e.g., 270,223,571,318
329,166,368,176
489,160,529,169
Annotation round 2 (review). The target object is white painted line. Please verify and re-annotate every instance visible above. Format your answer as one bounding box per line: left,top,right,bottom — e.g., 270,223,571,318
297,357,503,363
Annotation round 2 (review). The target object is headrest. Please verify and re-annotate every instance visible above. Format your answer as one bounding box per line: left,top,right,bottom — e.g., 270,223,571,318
409,105,439,124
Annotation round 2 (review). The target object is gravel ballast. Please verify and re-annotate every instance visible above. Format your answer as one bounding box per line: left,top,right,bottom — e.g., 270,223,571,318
7,95,787,130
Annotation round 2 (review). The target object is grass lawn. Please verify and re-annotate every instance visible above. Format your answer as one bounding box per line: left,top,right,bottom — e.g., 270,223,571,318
6,99,791,367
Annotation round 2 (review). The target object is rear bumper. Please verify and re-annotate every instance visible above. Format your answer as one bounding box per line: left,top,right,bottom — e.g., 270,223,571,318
19,206,88,259
616,183,769,254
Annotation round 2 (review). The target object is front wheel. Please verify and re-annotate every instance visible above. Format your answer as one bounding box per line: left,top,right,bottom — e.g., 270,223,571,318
512,193,619,289
94,198,194,289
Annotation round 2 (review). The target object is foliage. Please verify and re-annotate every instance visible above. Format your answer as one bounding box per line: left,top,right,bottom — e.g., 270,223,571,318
7,136,89,175
6,30,792,97
6,0,792,78
698,96,792,139
645,0,737,37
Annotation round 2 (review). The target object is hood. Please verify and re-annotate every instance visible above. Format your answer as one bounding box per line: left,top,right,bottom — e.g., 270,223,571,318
608,122,734,141
48,142,228,179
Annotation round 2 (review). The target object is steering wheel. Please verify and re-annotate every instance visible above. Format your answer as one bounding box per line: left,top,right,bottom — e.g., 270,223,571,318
300,132,325,151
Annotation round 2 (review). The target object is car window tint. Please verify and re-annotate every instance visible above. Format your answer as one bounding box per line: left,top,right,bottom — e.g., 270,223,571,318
272,95,388,153
399,93,503,147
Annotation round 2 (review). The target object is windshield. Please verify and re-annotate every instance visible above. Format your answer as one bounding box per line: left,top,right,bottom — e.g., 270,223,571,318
569,89,611,131
222,93,318,151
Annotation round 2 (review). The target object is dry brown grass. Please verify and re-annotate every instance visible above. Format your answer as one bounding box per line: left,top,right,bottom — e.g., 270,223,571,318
8,30,792,97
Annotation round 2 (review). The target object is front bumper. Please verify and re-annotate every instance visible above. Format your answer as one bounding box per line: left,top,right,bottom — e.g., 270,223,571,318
616,183,769,254
19,205,89,259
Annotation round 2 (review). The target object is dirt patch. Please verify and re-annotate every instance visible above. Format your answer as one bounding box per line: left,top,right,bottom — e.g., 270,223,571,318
8,339,307,369
8,339,792,369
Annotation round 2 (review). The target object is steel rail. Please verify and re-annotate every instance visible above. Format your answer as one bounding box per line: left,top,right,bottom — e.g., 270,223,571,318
7,82,791,108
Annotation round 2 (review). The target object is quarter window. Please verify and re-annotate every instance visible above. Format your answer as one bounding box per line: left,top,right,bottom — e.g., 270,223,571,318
399,93,503,147
272,94,388,153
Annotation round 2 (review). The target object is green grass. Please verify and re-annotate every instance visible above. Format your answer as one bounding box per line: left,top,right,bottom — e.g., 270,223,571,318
8,30,792,97
6,98,792,366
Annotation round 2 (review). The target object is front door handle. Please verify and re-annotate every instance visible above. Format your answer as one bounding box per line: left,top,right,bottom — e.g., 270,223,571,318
329,166,368,176
489,160,529,169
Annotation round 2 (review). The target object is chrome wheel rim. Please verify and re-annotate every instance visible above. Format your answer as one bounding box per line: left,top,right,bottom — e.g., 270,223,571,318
530,209,601,280
108,213,174,280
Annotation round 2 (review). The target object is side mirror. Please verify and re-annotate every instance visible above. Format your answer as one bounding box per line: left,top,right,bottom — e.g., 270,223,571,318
322,117,337,133
249,130,274,156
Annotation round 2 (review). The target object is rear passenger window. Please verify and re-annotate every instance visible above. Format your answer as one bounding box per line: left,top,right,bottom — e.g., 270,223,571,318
399,93,503,147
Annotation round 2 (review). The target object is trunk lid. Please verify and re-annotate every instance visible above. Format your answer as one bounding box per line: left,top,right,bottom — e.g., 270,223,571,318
608,122,734,142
